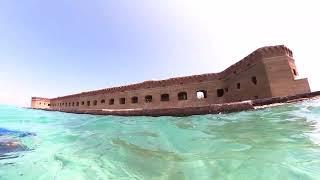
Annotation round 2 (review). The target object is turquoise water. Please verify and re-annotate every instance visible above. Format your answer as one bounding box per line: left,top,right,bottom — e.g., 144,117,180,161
1,100,320,180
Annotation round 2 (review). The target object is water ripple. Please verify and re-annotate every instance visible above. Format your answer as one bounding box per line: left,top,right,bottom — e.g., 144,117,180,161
1,101,320,179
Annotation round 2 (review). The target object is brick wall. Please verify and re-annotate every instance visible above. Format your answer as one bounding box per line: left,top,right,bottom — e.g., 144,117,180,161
34,45,311,112
31,97,50,109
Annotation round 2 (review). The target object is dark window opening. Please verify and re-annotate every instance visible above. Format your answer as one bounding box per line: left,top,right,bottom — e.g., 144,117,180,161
145,95,152,103
87,101,91,106
69,103,71,106
48,104,51,106
76,102,79,106
161,94,169,101
39,103,41,105
178,92,187,101
217,89,224,97
72,102,74,106
196,90,207,99
131,96,138,104
237,83,241,89
251,76,257,85
119,98,125,104
81,101,84,105
93,100,97,106
101,99,105,104
109,99,114,105
292,69,297,76
225,88,229,92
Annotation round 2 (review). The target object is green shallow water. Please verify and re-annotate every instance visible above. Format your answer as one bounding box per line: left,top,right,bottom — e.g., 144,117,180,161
1,100,320,180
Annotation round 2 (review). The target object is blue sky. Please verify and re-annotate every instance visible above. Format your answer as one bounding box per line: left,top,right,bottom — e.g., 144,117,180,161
0,0,319,106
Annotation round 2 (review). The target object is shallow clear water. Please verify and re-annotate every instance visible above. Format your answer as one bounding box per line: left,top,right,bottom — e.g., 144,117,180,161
1,100,320,180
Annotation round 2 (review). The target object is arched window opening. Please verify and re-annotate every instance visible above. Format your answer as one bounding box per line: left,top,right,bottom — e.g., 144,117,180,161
93,100,97,106
178,92,187,101
69,103,71,106
161,94,169,101
237,83,241,89
217,89,224,97
131,96,138,104
101,99,105,104
292,69,297,76
251,76,257,85
72,102,75,106
76,102,79,106
109,99,114,105
119,98,125,104
145,95,152,103
196,90,207,99
87,101,91,106
81,101,84,105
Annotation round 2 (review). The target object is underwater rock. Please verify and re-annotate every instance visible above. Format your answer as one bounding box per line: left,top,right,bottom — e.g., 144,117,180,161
0,137,28,155
0,128,36,137
0,128,33,159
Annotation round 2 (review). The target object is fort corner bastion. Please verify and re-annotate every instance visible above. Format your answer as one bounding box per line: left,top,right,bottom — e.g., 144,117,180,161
31,45,314,116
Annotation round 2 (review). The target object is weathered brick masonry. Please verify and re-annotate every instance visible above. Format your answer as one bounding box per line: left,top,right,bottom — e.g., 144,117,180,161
31,45,311,115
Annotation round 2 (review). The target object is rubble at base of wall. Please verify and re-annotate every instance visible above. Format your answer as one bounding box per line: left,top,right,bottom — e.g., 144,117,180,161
251,91,320,106
31,91,320,117
34,102,254,117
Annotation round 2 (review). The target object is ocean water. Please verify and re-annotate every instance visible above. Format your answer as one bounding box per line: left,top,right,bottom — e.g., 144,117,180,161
1,100,320,180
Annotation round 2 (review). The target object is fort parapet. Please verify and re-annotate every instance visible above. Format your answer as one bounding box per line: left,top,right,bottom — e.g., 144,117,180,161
31,45,311,116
